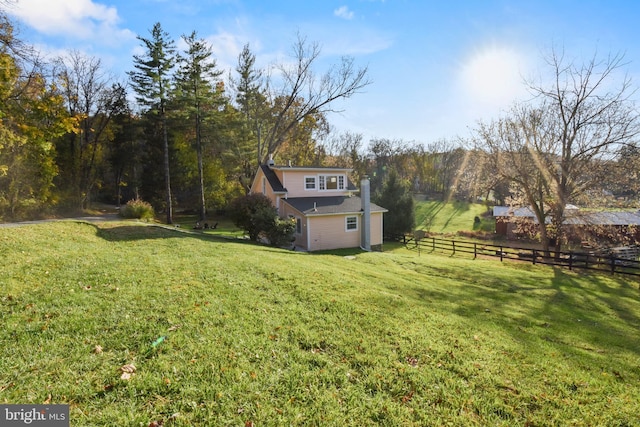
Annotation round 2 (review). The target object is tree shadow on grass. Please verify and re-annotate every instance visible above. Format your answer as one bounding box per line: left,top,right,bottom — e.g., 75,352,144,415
90,222,239,243
444,264,640,359
90,222,310,256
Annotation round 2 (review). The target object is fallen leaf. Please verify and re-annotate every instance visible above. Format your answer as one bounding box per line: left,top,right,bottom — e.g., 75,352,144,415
120,363,136,373
43,394,51,404
120,363,136,380
93,345,103,354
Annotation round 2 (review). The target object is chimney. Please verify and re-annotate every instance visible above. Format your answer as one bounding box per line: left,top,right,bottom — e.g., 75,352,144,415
360,176,371,251
267,154,275,168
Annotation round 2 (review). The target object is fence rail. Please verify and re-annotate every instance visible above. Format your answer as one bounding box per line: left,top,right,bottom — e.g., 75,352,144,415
399,235,640,277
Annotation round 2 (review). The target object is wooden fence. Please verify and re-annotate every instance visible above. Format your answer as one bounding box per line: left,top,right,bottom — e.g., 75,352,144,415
399,235,640,277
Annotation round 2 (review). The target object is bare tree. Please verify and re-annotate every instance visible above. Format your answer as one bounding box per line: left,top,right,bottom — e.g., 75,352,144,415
54,50,117,209
475,48,640,253
259,33,371,164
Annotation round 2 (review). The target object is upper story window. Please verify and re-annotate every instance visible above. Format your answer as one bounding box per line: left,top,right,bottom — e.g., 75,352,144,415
318,174,346,191
305,176,316,190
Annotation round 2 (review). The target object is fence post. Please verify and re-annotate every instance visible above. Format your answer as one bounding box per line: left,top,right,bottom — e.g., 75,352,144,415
500,246,503,262
532,249,536,265
568,251,573,270
432,237,435,251
452,240,456,255
610,256,616,274
474,243,477,259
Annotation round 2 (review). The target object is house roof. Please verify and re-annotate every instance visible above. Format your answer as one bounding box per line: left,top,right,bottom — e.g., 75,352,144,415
259,164,287,193
283,196,387,216
270,165,352,173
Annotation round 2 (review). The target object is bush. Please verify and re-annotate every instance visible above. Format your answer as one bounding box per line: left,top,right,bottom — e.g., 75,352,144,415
266,217,296,247
228,194,295,246
228,194,275,241
120,198,155,220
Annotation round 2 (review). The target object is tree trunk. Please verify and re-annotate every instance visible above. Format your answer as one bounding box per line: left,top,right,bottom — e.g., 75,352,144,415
196,110,206,221
162,113,172,224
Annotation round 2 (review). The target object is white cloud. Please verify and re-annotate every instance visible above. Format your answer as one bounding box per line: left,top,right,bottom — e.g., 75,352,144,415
334,6,354,20
10,0,134,45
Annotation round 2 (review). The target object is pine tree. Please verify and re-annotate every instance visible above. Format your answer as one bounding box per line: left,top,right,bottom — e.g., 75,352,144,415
128,22,176,224
374,169,415,238
174,31,224,221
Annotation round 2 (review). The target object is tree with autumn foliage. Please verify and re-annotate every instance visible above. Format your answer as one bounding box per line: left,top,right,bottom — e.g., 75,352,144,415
0,14,76,219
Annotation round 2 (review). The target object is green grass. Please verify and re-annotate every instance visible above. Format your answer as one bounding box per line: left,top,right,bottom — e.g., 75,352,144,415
1,221,640,426
415,200,494,234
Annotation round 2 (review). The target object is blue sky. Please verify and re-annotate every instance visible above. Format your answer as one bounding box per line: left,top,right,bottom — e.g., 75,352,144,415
6,0,640,145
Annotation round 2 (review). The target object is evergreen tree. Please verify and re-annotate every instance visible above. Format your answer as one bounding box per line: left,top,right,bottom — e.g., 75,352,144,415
128,22,176,223
374,169,415,239
174,31,224,221
232,43,267,187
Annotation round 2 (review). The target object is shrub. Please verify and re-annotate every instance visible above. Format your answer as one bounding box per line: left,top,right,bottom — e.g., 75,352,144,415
228,194,295,246
228,194,275,241
120,198,155,220
266,217,296,247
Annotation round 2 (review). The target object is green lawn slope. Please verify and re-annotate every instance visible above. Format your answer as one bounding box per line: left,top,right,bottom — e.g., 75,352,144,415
415,199,494,233
1,221,639,426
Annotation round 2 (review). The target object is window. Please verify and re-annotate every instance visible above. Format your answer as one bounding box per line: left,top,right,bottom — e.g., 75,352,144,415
326,175,338,190
318,174,345,191
305,176,316,190
346,216,358,231
262,177,266,194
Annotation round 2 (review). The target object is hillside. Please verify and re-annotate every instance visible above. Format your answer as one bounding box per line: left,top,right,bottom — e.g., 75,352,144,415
414,200,494,234
1,221,639,426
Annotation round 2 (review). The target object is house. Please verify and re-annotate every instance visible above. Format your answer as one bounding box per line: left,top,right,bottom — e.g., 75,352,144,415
250,160,387,251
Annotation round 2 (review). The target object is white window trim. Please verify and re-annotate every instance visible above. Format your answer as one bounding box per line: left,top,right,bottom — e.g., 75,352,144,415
304,175,316,190
345,215,358,232
318,174,346,191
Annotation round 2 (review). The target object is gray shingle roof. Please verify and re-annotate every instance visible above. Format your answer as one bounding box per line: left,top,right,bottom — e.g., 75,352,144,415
260,164,287,193
283,196,387,216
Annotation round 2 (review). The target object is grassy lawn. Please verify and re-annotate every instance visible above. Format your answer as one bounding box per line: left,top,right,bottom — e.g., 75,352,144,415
415,200,494,234
1,221,640,426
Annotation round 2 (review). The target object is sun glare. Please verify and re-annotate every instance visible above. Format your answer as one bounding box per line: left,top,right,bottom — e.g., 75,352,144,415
460,46,528,108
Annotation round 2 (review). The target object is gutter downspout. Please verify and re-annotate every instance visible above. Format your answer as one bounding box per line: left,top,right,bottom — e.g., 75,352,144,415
360,176,371,251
